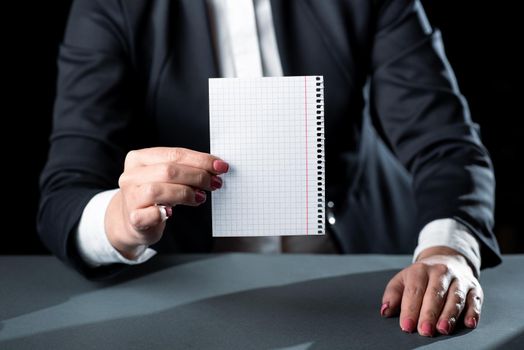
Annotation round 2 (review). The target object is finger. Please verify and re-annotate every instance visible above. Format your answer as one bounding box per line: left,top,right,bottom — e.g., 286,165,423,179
463,287,483,329
436,279,466,335
119,163,222,191
129,206,167,232
124,147,229,174
381,271,404,317
131,183,207,208
399,264,429,333
417,265,452,337
126,206,169,246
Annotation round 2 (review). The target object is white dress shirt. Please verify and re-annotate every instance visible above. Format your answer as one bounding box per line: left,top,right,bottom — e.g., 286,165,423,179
76,0,481,275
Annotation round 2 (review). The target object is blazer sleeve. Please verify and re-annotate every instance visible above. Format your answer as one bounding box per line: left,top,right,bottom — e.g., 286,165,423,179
38,0,140,277
369,0,501,268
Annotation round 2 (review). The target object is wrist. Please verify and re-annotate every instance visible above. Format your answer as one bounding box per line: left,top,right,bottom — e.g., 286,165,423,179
416,246,463,261
107,233,147,260
416,246,476,277
414,219,481,277
105,191,147,260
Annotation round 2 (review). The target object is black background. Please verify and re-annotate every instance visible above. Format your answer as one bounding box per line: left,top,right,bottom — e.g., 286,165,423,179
2,0,522,254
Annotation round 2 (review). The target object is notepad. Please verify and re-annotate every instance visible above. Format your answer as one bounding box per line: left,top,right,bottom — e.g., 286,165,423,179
209,76,325,237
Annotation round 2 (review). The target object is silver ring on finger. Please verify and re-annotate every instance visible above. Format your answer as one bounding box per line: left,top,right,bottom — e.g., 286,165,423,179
156,205,172,222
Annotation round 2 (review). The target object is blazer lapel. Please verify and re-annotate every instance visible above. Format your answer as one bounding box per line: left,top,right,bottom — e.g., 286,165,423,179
269,0,293,76
180,0,218,78
270,0,356,91
154,0,218,153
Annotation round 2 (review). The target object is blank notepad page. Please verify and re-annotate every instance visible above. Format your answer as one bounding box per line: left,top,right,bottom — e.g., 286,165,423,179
209,76,325,237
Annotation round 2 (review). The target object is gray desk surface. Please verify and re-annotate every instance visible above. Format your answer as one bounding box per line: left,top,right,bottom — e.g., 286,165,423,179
0,254,523,349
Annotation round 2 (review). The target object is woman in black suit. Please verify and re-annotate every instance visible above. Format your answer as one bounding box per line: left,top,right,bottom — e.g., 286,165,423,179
39,0,500,336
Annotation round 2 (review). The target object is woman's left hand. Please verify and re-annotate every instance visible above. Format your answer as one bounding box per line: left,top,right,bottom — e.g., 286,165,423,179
380,246,483,336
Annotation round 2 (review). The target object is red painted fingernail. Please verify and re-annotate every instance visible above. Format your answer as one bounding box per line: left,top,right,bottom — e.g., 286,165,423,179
213,160,229,173
466,317,477,329
401,318,415,333
211,176,223,190
420,321,434,337
195,190,206,203
437,319,450,335
165,206,173,218
380,302,389,317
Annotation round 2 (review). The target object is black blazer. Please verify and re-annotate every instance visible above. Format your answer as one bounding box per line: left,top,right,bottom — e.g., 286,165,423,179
39,0,501,276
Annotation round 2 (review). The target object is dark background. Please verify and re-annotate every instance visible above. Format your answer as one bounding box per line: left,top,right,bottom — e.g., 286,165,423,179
2,0,522,254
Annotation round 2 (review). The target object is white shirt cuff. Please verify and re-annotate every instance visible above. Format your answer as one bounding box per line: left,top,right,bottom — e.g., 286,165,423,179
76,189,157,268
413,218,481,276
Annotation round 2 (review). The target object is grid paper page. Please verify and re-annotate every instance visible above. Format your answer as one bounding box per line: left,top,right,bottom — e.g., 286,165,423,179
209,76,325,237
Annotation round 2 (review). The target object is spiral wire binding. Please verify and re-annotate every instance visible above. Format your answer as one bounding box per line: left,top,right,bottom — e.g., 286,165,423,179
315,76,325,234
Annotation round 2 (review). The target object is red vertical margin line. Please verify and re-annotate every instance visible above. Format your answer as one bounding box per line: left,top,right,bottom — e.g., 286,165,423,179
304,76,309,236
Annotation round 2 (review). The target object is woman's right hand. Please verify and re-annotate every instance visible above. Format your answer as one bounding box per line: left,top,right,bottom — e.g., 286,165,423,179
105,147,229,259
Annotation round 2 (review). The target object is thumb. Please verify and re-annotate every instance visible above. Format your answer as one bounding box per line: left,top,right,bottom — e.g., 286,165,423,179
381,271,405,317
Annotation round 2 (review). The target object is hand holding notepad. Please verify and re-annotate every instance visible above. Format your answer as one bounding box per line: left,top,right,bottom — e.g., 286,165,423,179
209,76,325,237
